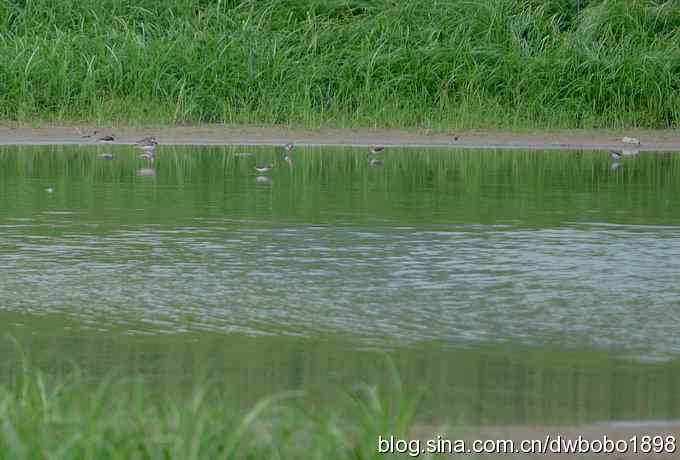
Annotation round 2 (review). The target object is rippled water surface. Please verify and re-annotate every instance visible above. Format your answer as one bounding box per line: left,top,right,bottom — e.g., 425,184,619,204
1,145,680,423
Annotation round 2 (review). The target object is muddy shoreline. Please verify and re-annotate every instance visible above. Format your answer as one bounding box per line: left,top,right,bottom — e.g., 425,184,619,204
1,125,680,151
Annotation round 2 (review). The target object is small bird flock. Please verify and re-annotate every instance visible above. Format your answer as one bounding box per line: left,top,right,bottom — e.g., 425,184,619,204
72,130,639,186
84,133,159,161
43,130,641,194
253,143,387,176
83,131,387,176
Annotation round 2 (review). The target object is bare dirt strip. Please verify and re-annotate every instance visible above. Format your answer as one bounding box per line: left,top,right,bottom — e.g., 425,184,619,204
1,125,679,151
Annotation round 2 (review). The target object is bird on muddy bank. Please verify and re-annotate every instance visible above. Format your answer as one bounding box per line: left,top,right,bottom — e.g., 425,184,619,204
136,136,158,152
137,136,157,144
98,135,115,143
370,146,384,155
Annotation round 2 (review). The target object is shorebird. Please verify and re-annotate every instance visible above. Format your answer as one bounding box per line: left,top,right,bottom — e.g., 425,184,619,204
136,137,158,152
283,143,294,165
370,146,384,154
254,164,274,173
98,135,115,143
98,153,114,160
610,148,639,159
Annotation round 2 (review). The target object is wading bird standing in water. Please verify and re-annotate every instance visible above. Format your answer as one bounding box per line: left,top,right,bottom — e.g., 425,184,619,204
610,148,639,160
368,146,385,167
136,136,158,160
255,164,274,173
284,143,294,165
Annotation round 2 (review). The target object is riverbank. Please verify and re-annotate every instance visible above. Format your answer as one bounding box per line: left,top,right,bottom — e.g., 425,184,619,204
1,368,677,459
2,125,680,151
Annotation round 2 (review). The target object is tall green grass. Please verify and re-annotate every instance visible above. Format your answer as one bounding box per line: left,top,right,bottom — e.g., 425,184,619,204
0,362,420,460
0,0,678,129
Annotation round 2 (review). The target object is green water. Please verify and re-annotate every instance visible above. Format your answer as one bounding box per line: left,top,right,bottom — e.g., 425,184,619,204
1,145,680,425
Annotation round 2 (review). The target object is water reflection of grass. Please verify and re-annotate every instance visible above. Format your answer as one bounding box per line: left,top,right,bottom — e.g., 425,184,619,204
4,146,680,183
0,363,420,460
3,146,680,226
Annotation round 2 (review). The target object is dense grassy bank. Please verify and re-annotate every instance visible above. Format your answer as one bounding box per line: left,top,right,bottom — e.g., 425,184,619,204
0,0,678,129
0,364,418,459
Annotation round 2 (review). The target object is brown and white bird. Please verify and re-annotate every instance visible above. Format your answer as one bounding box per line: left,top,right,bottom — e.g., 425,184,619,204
98,135,115,143
136,136,158,152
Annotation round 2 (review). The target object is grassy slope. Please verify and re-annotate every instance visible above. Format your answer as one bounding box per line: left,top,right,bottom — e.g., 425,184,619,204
0,365,417,460
0,0,679,129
